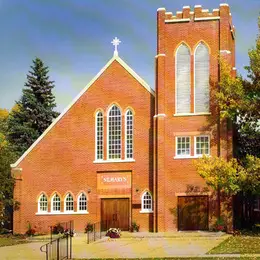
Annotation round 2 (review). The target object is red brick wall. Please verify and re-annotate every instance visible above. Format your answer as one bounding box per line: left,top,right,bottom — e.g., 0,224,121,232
155,4,235,231
12,4,235,234
13,59,155,234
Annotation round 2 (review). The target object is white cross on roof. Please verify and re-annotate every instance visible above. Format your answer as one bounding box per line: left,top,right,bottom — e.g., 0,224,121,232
111,37,121,56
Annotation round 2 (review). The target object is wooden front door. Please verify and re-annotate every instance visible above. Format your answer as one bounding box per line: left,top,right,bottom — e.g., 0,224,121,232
101,198,129,231
178,196,209,231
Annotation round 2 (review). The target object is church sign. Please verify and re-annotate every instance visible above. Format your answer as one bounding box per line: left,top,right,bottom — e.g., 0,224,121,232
97,172,131,189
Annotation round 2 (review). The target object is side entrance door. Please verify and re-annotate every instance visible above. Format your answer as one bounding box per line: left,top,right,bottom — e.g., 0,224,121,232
178,196,209,230
101,198,129,231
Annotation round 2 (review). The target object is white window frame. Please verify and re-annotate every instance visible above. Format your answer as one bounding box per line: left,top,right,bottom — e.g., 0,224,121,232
107,105,122,160
38,193,48,213
125,109,134,159
254,197,260,211
194,42,210,113
175,43,191,114
51,194,61,213
95,111,103,161
194,135,210,157
64,193,74,213
77,193,88,213
140,191,153,213
175,136,191,158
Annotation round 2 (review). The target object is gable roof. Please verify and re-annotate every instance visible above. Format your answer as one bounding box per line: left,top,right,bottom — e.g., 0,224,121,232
11,54,154,168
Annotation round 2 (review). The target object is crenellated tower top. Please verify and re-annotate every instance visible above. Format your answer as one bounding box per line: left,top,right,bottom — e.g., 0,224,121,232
158,3,234,35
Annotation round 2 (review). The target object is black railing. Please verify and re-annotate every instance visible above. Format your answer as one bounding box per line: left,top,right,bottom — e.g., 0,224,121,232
86,220,113,244
40,234,71,260
50,221,74,243
40,221,73,260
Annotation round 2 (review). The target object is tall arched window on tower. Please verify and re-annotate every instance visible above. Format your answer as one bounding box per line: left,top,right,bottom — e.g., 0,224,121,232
195,43,209,113
108,105,121,159
125,109,133,159
176,44,191,114
95,111,103,160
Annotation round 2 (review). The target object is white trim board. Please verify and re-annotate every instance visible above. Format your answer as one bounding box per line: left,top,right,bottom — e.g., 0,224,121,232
11,54,154,168
36,211,89,215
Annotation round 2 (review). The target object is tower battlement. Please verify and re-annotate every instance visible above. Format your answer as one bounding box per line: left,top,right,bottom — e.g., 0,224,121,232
160,4,233,28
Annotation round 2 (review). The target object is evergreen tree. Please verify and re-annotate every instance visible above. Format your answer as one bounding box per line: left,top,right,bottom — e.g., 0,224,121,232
7,58,59,155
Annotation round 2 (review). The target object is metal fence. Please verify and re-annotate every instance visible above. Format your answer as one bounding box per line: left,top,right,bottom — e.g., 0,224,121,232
40,234,71,260
86,220,112,244
40,221,73,260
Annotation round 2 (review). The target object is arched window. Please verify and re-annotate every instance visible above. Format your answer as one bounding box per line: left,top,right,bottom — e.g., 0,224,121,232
95,111,103,160
141,191,153,212
65,193,74,212
51,194,61,212
195,43,209,113
176,44,191,114
108,105,121,159
38,193,48,212
125,110,133,159
77,193,88,212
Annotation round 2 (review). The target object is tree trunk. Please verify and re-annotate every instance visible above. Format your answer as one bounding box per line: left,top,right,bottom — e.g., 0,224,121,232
217,187,221,219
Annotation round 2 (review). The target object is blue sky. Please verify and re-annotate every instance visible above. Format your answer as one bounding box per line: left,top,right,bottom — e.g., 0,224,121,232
0,0,259,112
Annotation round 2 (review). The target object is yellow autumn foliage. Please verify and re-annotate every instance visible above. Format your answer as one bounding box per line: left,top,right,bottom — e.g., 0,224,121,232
194,155,246,195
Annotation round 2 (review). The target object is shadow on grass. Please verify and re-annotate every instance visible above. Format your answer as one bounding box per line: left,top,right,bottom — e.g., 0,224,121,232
208,235,260,254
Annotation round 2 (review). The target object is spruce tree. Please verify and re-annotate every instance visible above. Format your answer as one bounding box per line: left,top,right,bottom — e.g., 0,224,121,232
7,58,59,155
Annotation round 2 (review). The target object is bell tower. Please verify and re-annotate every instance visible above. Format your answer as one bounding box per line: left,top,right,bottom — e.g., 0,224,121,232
154,4,235,231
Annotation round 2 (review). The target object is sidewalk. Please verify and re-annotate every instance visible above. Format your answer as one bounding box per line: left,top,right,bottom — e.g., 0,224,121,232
1,232,259,259
0,241,45,260
73,231,231,259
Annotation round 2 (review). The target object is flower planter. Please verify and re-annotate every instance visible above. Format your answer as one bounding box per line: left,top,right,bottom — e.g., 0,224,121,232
106,228,121,238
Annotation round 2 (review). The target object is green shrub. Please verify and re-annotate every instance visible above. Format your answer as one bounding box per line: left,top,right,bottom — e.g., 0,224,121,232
85,223,94,233
25,223,36,236
212,217,226,232
52,223,64,234
130,221,140,232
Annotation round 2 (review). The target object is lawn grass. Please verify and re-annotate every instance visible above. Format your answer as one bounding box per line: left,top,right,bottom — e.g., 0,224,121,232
0,235,29,247
208,235,260,254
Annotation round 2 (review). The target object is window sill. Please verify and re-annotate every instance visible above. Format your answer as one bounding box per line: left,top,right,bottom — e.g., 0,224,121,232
140,210,153,214
194,154,210,158
36,211,89,215
174,155,210,159
173,113,211,117
93,159,135,164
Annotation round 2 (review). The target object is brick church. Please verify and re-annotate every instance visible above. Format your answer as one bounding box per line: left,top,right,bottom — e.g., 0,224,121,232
11,4,235,234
